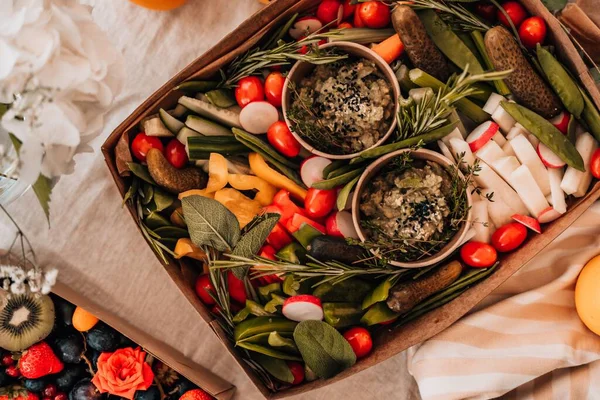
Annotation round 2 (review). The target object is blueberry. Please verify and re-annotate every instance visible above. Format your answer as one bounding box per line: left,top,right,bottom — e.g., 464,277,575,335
134,386,160,400
56,364,87,391
54,333,84,363
69,379,102,400
89,351,100,371
86,323,119,352
24,378,47,392
176,379,197,396
51,295,76,326
118,334,136,348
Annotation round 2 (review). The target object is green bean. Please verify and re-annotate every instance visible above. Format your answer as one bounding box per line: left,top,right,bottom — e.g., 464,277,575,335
470,30,511,96
336,175,359,211
311,168,364,190
501,102,584,171
327,164,357,179
233,128,299,169
580,87,600,143
537,45,584,118
323,160,346,179
174,80,219,93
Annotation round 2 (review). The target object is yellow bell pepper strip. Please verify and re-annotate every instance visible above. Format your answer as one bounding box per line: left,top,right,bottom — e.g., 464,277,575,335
178,189,214,200
174,238,207,261
206,153,229,193
228,174,277,206
214,188,262,228
248,153,307,200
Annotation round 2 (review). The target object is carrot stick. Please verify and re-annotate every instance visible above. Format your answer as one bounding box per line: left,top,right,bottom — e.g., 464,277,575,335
372,34,404,64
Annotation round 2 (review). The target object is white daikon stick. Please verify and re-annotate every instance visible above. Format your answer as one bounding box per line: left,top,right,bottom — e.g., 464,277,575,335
509,165,550,217
509,134,551,196
548,168,567,214
471,201,491,243
476,140,507,167
560,132,598,197
474,162,530,216
490,156,521,184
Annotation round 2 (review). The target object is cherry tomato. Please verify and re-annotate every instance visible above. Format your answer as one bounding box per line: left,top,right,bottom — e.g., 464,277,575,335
264,72,286,108
338,21,353,29
590,149,600,179
195,274,216,305
357,1,390,29
316,0,342,25
491,222,528,252
299,37,327,55
497,1,527,28
474,2,496,22
343,327,372,359
460,242,498,268
267,121,301,158
353,10,366,28
131,133,164,162
227,271,247,305
235,76,264,108
287,361,305,385
164,138,188,169
342,0,356,20
304,188,336,219
518,16,547,49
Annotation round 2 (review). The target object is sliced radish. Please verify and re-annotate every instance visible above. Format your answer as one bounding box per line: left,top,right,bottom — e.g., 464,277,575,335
300,156,332,188
289,17,323,40
466,121,500,152
316,0,343,26
492,105,517,133
239,101,279,134
474,162,529,216
490,156,520,184
440,127,464,146
537,143,566,168
561,132,598,197
511,214,542,234
325,210,358,239
509,165,550,217
510,134,551,196
537,206,563,224
471,201,491,243
549,111,570,135
482,188,515,227
282,295,324,322
449,138,475,169
548,168,567,214
483,93,507,115
506,123,529,140
502,141,516,157
475,140,506,167
437,140,455,162
491,131,507,147
527,133,540,148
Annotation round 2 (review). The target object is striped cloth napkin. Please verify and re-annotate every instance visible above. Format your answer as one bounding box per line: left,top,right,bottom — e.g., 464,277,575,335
407,202,600,400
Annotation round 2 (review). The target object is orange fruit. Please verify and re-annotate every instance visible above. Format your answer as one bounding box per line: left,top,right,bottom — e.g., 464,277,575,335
72,307,99,332
575,255,600,335
128,0,187,11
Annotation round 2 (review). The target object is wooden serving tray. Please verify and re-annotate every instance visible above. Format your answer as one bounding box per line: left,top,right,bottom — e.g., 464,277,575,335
101,1,600,398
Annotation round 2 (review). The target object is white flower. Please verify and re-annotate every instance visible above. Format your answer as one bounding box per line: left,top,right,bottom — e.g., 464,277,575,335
0,0,124,185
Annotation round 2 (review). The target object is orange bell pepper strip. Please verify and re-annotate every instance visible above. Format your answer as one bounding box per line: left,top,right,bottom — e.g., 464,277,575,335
178,189,214,200
206,153,229,193
214,188,263,228
174,238,207,261
248,153,307,200
228,174,277,206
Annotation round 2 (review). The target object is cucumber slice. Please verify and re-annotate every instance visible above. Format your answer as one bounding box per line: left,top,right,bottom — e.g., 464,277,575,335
159,108,184,134
142,116,173,137
205,89,236,108
185,115,232,136
170,104,189,118
176,126,202,156
178,96,241,128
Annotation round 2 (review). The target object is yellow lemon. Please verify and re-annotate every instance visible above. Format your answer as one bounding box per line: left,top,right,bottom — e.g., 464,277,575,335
128,0,187,11
575,254,600,335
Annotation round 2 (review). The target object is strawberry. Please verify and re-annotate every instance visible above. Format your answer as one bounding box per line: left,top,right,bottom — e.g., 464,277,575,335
0,386,40,400
179,389,212,400
18,342,64,379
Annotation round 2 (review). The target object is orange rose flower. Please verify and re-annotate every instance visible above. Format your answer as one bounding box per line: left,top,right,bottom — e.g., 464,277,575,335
91,347,154,400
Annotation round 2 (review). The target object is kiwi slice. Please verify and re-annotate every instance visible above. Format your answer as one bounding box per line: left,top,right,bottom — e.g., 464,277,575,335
0,293,55,351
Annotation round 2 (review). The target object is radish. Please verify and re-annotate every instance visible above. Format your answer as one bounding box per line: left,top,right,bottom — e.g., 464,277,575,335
326,211,358,239
548,168,567,213
502,141,516,157
282,295,324,322
483,93,507,115
491,131,507,147
492,105,517,133
437,140,455,162
482,189,515,227
239,102,279,134
511,214,542,234
537,143,566,168
471,201,491,243
549,111,570,135
316,0,343,26
300,156,332,188
466,121,500,152
506,123,529,140
561,132,598,197
475,140,506,167
474,162,530,216
490,156,520,184
449,138,475,169
289,17,323,40
440,127,464,147
537,206,563,224
509,134,551,196
509,165,550,217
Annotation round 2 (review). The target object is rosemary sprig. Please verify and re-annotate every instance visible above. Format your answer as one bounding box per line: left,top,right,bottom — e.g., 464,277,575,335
395,0,491,32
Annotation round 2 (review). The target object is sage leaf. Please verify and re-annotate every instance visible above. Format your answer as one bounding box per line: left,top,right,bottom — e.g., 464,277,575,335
182,195,240,252
123,179,139,205
127,162,157,185
153,187,174,212
253,354,294,384
293,320,356,379
141,183,154,205
541,0,567,12
230,213,280,279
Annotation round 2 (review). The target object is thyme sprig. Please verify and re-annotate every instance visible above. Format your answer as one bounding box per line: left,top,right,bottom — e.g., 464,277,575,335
394,0,491,32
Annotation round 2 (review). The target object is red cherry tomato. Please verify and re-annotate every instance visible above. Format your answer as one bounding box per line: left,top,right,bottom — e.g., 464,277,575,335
235,76,264,108
304,188,337,219
518,16,547,49
164,139,188,169
131,133,164,162
460,242,498,268
491,222,528,252
287,361,305,385
299,37,327,55
497,1,527,28
267,121,301,158
227,271,247,305
342,0,356,20
338,21,353,29
195,274,216,305
316,0,342,25
353,10,366,28
474,2,497,21
264,72,286,108
357,1,390,29
590,149,600,179
343,327,372,359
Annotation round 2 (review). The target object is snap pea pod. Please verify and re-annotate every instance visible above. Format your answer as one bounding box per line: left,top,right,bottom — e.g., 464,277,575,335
233,128,299,169
311,168,364,190
350,121,459,164
238,331,294,345
536,45,584,118
236,342,303,361
326,164,357,179
470,30,511,96
567,112,578,144
501,102,584,171
268,331,299,353
580,88,600,142
322,160,345,179
418,10,484,75
234,317,297,342
336,175,359,211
